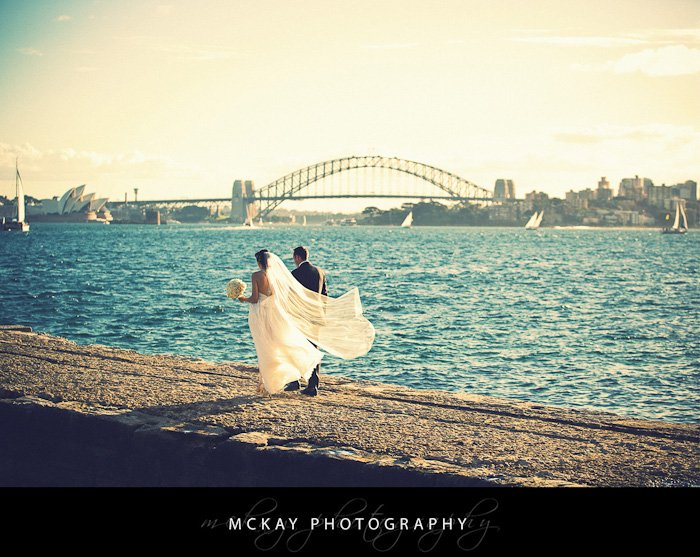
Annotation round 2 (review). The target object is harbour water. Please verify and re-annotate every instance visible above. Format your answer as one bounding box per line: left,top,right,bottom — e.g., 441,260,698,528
1,223,698,424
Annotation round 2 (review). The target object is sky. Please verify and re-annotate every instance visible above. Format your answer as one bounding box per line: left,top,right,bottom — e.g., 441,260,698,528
1,0,699,212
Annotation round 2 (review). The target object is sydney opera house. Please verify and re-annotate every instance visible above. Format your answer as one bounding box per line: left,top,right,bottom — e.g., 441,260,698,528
26,185,112,222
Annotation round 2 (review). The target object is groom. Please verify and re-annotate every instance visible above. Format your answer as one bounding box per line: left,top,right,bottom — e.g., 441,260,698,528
284,245,327,396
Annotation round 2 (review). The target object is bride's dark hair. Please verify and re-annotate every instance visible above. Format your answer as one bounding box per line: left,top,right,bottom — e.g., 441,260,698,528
255,249,270,270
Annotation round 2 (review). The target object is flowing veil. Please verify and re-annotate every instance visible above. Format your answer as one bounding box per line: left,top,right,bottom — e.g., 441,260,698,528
265,252,375,359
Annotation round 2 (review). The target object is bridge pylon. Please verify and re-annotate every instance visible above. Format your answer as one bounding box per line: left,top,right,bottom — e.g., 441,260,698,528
230,179,258,223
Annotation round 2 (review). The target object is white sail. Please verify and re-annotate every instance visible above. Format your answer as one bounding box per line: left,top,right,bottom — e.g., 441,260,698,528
401,211,413,228
672,203,680,229
679,203,688,229
303,215,307,226
525,211,539,229
534,210,544,228
16,163,25,223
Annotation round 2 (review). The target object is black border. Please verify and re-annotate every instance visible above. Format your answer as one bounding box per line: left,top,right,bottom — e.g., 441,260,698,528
2,486,694,552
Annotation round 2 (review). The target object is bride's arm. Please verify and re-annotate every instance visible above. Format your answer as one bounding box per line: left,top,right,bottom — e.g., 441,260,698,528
238,273,259,303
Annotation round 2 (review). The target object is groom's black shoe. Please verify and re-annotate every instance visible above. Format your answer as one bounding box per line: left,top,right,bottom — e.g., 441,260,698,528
284,380,300,392
301,369,319,396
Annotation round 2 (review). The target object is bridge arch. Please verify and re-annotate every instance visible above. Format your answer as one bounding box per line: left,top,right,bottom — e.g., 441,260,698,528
242,155,493,220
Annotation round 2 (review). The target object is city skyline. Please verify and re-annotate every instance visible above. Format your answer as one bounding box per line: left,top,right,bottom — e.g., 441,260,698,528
1,0,699,212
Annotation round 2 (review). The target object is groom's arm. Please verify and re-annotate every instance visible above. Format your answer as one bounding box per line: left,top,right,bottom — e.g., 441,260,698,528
319,268,327,296
239,273,260,303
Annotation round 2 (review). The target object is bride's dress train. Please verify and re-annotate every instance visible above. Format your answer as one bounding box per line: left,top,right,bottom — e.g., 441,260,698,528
248,292,322,394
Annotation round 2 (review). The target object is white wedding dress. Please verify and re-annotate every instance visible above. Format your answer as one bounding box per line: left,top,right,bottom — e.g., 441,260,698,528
248,291,322,394
246,252,375,395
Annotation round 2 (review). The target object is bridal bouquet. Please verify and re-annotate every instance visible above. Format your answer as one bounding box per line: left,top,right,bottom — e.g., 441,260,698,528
225,278,246,299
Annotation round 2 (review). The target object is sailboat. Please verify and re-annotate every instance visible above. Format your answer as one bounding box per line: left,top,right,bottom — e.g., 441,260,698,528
525,210,543,230
302,215,307,227
3,159,30,232
401,210,413,228
662,202,688,234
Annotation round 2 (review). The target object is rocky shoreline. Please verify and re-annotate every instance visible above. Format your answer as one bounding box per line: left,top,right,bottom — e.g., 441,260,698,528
0,326,697,487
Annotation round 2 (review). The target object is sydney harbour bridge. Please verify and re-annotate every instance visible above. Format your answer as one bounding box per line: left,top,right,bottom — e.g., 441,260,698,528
110,155,495,221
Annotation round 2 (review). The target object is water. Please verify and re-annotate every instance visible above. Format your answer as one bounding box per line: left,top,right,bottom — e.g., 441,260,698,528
1,223,698,424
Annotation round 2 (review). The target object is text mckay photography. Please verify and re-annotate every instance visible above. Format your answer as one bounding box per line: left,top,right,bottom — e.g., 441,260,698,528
199,496,500,552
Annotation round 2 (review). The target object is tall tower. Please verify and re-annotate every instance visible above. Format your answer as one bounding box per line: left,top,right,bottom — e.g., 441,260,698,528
231,180,257,223
231,180,245,223
506,180,515,199
494,179,515,199
597,177,612,201
494,179,506,199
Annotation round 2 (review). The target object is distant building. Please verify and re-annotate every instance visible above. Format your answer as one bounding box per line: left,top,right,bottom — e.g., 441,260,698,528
565,190,588,210
579,188,596,201
487,201,521,222
524,190,549,211
618,175,645,199
25,185,111,222
676,180,697,201
647,180,697,208
616,210,641,226
647,184,675,208
494,179,515,200
596,177,613,201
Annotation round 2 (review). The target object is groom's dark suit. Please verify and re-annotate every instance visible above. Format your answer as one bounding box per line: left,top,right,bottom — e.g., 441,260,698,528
291,260,327,296
291,260,326,394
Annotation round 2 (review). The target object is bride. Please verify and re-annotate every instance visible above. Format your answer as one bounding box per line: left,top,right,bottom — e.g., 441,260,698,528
238,249,375,395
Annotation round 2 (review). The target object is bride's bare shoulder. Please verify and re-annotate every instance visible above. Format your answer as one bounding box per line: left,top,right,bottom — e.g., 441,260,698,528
251,270,270,283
